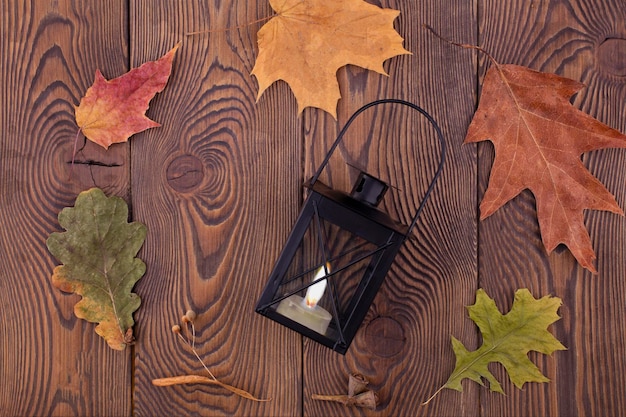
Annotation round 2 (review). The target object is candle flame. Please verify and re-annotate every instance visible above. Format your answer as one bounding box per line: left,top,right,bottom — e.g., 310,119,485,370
305,263,330,308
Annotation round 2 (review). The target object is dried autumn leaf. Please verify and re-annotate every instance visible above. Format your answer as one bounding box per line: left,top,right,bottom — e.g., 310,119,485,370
75,44,179,149
424,289,566,404
46,188,147,350
152,375,270,402
466,64,626,272
252,0,410,117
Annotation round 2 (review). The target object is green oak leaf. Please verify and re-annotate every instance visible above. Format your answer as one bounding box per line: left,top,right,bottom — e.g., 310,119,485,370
46,188,147,350
424,288,566,404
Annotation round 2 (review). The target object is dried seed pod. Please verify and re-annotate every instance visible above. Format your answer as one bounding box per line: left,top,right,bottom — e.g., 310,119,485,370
353,390,378,410
185,310,197,321
311,390,378,410
348,373,369,396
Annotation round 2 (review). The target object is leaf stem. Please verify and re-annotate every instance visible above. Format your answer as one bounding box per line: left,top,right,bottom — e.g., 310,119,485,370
72,128,81,165
421,384,446,406
186,14,277,36
175,327,217,381
68,127,82,179
422,24,499,67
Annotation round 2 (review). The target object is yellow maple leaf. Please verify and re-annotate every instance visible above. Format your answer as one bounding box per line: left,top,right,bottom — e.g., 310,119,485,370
252,0,411,118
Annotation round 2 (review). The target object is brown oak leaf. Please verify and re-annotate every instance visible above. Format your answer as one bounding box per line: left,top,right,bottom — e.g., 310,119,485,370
467,63,626,272
75,44,179,149
251,0,410,118
46,188,146,350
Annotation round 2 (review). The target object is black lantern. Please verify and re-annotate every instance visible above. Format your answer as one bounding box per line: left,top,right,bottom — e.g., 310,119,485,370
256,99,445,354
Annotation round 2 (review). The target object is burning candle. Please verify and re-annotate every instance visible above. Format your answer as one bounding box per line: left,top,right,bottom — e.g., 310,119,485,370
276,263,332,334
304,266,327,308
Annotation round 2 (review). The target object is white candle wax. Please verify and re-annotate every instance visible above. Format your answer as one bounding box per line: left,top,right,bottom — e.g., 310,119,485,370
276,264,332,334
276,295,332,334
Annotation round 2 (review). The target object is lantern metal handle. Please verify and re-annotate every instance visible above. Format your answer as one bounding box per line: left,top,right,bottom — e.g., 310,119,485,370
309,98,446,237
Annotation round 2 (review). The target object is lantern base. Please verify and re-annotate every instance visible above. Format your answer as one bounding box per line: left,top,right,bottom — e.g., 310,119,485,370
258,306,349,354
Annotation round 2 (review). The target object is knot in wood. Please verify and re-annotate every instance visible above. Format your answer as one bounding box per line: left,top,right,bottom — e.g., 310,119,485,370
166,155,204,193
363,316,405,358
598,38,626,77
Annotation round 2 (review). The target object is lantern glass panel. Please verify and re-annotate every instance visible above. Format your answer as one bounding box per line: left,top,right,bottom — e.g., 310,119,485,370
268,214,381,336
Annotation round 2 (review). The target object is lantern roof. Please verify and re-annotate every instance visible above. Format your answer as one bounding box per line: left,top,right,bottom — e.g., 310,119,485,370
304,179,410,237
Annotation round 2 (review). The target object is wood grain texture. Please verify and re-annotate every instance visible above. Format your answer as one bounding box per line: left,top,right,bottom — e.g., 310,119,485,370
0,1,131,416
477,0,626,415
129,1,302,416
2,1,625,416
301,1,480,416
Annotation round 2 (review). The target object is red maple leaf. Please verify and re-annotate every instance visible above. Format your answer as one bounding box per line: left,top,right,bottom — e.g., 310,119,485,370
75,44,179,149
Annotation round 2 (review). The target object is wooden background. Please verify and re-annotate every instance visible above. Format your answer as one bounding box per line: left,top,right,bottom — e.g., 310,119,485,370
1,0,625,416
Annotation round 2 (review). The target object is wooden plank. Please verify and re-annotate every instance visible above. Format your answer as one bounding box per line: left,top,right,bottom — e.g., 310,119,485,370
0,1,131,416
301,1,480,416
477,0,626,415
129,2,302,416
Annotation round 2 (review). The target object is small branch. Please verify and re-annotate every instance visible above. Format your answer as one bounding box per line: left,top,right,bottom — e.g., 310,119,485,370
423,24,499,67
68,160,122,167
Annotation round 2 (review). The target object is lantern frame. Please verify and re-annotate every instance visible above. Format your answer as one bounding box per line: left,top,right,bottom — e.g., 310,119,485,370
256,99,446,354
